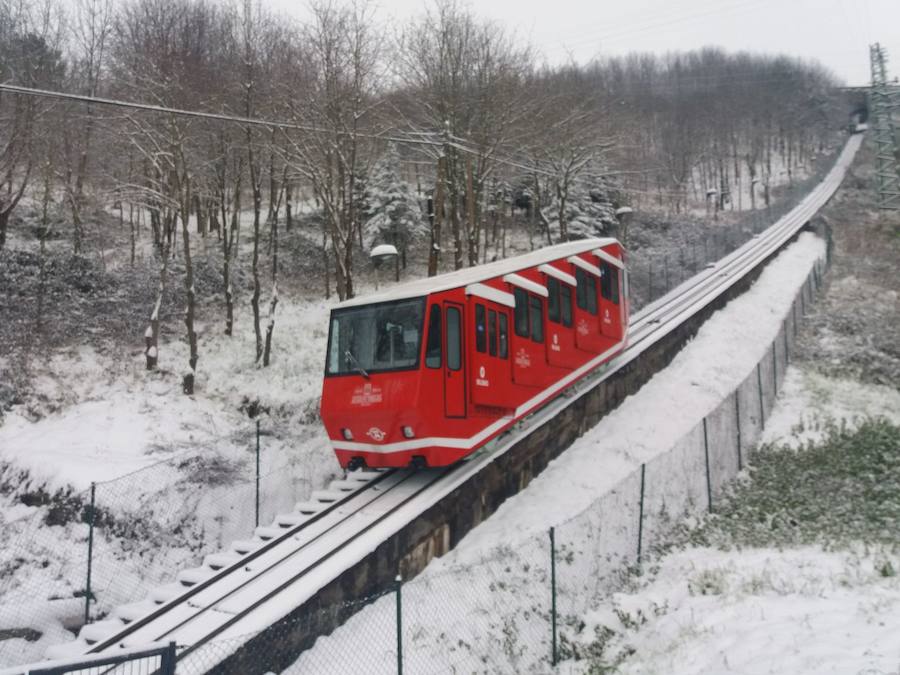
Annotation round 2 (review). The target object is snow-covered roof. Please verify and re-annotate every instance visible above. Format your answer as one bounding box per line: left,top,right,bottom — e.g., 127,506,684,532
335,238,618,308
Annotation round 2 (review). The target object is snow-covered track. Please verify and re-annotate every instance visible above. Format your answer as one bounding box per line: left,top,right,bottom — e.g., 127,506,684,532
73,467,458,672
56,135,859,673
45,469,390,657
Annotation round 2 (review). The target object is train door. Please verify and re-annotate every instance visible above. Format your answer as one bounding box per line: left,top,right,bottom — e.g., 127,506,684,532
572,265,604,353
544,275,580,369
598,261,624,341
469,300,513,409
510,287,547,387
443,302,466,418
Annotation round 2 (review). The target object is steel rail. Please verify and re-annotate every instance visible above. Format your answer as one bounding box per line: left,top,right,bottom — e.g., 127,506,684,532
72,134,860,670
82,470,399,653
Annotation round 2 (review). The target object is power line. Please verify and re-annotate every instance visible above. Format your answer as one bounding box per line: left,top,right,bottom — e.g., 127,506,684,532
0,82,445,148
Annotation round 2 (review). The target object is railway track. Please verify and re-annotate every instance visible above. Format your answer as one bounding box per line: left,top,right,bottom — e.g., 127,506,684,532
51,133,861,672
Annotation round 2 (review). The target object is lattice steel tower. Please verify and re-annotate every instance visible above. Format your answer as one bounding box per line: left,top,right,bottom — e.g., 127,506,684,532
869,43,900,210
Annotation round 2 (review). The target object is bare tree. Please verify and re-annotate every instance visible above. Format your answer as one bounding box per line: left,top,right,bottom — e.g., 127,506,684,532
62,0,112,255
0,0,65,250
398,0,533,268
284,0,380,301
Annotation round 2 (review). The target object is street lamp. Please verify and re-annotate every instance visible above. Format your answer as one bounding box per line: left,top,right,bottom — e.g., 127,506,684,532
614,206,633,248
370,244,399,290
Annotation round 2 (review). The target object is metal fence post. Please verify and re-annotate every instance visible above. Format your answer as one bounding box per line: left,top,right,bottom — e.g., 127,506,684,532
395,574,403,675
161,641,177,675
702,418,713,512
783,319,789,362
757,362,765,430
549,526,558,666
735,392,742,471
84,481,96,625
255,419,261,528
793,299,798,335
772,341,778,395
637,463,646,564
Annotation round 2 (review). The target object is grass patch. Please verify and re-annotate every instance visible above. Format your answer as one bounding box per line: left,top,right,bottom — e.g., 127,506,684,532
687,418,900,550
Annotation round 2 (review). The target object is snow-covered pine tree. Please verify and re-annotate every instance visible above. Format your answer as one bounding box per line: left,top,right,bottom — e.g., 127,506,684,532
363,144,427,280
544,168,620,241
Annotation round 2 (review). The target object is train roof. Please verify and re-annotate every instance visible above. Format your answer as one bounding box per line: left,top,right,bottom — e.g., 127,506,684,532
335,237,619,309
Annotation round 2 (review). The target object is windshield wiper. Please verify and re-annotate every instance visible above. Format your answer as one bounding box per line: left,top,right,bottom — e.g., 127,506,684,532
345,349,370,379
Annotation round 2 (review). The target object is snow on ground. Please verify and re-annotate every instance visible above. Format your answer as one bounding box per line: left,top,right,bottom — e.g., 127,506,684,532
761,366,900,449
279,234,830,674
446,232,826,563
558,545,900,675
0,295,343,666
0,295,338,494
556,368,900,675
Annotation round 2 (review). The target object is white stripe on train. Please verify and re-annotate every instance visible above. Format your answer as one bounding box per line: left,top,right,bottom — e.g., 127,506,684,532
331,339,625,454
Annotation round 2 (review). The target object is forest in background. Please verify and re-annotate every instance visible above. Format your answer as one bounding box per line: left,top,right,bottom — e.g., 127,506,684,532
0,0,852,395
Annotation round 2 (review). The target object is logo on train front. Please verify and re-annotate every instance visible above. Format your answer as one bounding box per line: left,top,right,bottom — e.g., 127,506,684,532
351,382,383,407
366,427,386,441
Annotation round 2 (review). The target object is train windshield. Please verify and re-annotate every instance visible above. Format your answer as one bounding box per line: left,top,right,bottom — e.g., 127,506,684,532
326,298,425,376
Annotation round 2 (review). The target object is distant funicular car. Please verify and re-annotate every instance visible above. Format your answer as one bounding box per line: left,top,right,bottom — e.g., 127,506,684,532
320,238,629,469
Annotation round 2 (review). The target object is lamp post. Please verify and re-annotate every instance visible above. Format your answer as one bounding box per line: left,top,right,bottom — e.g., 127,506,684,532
614,206,633,248
370,244,399,290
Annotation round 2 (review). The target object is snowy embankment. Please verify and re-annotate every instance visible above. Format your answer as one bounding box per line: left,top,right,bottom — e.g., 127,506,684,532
278,235,833,673
561,544,900,675
559,375,900,675
451,232,827,560
0,296,341,667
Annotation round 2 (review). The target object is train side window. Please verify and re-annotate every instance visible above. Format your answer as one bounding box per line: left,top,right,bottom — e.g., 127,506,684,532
529,295,544,343
425,304,442,368
447,306,462,371
576,268,598,315
547,277,560,323
600,262,620,305
475,303,487,353
513,287,529,337
587,275,598,315
610,266,620,305
575,268,587,310
561,285,573,327
498,313,509,358
488,309,498,356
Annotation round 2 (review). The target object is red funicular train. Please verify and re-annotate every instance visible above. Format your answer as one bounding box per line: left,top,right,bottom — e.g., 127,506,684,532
320,238,629,470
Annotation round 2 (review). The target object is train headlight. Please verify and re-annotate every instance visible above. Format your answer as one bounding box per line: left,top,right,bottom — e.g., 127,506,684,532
341,428,354,441
402,426,415,439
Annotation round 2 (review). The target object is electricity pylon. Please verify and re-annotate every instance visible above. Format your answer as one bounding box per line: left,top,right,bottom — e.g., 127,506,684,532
869,43,900,210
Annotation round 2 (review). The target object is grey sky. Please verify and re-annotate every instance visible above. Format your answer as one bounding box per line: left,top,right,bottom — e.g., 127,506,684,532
273,0,900,86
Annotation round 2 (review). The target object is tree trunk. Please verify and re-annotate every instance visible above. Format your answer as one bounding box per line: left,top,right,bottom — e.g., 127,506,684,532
465,158,478,267
556,179,568,242
427,157,445,277
181,208,198,395
0,210,9,251
251,183,263,361
262,285,278,367
285,180,293,231
262,192,279,367
129,204,136,266
145,249,168,371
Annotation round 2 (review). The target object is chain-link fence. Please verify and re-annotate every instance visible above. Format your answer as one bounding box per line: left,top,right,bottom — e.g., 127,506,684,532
172,260,823,674
0,420,314,668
